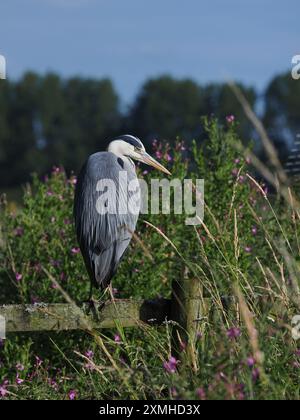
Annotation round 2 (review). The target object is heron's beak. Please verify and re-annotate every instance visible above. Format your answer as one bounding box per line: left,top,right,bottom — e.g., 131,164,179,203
138,151,171,176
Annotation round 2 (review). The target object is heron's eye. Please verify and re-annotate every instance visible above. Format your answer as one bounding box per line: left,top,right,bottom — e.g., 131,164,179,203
134,147,142,152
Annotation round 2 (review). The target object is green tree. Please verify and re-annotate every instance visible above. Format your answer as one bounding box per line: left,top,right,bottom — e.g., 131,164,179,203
264,71,300,160
126,76,206,146
204,83,256,140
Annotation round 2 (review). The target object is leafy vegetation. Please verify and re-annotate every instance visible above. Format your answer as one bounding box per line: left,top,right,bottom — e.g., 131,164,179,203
2,71,299,191
0,119,299,400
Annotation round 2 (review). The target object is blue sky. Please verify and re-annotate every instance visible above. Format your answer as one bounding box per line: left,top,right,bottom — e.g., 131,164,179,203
0,0,299,104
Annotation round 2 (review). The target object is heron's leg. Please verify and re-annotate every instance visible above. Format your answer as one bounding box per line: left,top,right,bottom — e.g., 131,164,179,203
85,282,101,319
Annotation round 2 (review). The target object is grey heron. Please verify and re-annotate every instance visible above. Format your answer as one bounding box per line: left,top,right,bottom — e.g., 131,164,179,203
74,135,171,299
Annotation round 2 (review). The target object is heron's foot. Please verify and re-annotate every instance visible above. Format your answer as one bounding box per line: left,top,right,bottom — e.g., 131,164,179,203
83,297,105,320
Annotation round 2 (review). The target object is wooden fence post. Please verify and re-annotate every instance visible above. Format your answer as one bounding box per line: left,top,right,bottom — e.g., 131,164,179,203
171,275,206,372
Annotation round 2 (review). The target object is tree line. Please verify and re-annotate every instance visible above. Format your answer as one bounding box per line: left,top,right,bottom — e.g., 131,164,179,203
0,71,299,189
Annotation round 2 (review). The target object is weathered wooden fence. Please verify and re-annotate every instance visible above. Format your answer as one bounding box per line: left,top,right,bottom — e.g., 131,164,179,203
0,277,209,369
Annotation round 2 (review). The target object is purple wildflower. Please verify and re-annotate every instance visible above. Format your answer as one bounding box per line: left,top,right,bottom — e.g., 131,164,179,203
16,363,24,371
244,246,252,253
0,385,7,397
69,176,77,185
35,355,43,367
165,153,172,162
50,379,58,390
15,272,22,282
16,375,24,385
170,387,178,397
196,331,203,340
252,368,260,383
251,226,257,235
14,227,24,237
196,387,206,400
85,350,94,359
68,390,77,400
179,341,187,352
227,327,241,339
71,247,80,254
292,361,300,368
31,296,39,304
163,356,178,374
247,357,255,368
226,114,235,123
114,334,121,344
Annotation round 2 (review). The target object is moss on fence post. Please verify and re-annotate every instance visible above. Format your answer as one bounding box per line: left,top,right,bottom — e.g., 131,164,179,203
171,274,207,372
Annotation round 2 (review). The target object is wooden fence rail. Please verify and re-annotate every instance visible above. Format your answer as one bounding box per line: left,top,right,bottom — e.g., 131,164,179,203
0,298,172,332
0,278,210,370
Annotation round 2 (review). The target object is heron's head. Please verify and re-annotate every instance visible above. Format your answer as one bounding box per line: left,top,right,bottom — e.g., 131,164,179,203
108,135,171,175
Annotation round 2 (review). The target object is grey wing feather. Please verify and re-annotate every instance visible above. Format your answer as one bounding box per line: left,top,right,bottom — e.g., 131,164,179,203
74,152,139,290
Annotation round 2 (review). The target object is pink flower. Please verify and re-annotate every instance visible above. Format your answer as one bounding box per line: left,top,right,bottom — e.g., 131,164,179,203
16,363,24,371
155,151,163,159
15,272,22,282
85,350,94,359
50,379,58,390
238,175,245,184
227,327,241,339
68,390,77,400
14,227,24,237
251,226,257,235
46,191,53,196
179,341,187,352
71,247,80,254
0,385,7,397
226,114,235,123
60,272,66,281
35,355,43,367
196,387,206,399
16,375,24,385
252,368,260,383
114,334,121,344
163,356,178,373
244,246,252,253
170,387,178,397
31,296,39,304
165,153,172,162
247,357,255,368
69,177,77,185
